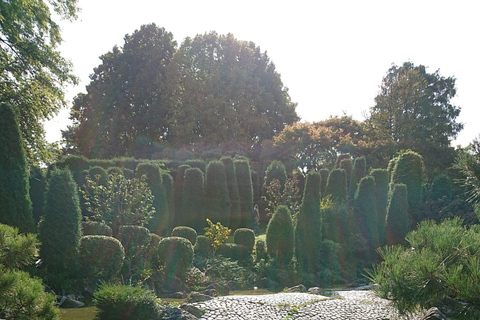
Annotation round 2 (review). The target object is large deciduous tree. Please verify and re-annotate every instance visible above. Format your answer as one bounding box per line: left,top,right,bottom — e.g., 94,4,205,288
0,0,79,164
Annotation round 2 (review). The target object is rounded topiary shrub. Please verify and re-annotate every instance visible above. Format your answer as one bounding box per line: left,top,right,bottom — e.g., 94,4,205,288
158,237,194,280
107,166,124,176
194,235,213,258
94,284,160,320
88,166,108,185
80,236,125,287
216,243,252,266
233,228,255,252
82,221,113,236
171,226,197,245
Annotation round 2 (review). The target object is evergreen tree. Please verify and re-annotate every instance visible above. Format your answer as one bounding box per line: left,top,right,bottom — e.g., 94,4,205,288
38,168,82,290
161,172,174,233
349,156,366,201
319,168,329,197
235,159,254,228
325,168,347,202
205,161,231,227
385,183,409,245
266,205,294,268
29,166,46,227
370,168,389,246
221,157,241,230
339,158,353,189
0,103,34,233
264,160,287,193
180,167,205,232
173,165,190,226
295,172,322,274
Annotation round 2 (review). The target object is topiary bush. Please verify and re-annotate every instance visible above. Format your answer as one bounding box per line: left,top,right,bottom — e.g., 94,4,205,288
171,226,197,245
319,168,330,197
88,166,108,186
185,159,206,172
79,236,125,290
94,284,160,320
266,205,294,268
205,161,231,227
339,158,353,188
349,156,366,201
161,172,174,232
385,183,409,245
235,159,254,228
370,168,389,246
82,221,112,236
117,225,151,284
179,167,205,232
264,160,287,193
173,164,190,226
255,239,268,262
216,243,252,266
222,157,242,230
194,235,213,258
107,166,124,176
325,168,347,202
158,237,194,280
233,228,255,252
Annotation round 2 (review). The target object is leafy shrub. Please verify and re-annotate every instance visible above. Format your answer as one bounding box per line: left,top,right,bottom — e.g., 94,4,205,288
171,226,197,245
194,235,213,258
216,243,252,266
106,166,124,176
79,236,125,288
266,206,294,268
88,166,108,185
222,157,241,230
0,223,38,269
429,173,454,201
325,168,347,202
235,159,254,228
94,284,160,320
204,219,231,251
205,161,231,227
179,167,205,231
264,160,287,193
385,184,409,245
234,228,255,252
117,225,151,284
255,239,268,262
82,221,112,236
122,168,135,179
158,237,194,280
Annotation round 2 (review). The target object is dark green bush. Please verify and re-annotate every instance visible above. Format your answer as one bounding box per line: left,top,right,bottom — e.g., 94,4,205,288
94,284,160,320
205,161,231,227
194,235,213,258
255,239,268,262
233,228,255,252
185,159,206,172
171,226,197,245
222,157,242,230
79,236,125,288
295,172,322,273
339,158,353,187
88,166,108,185
29,166,46,226
266,205,294,268
158,237,194,280
319,168,329,197
325,168,347,202
235,159,254,228
161,172,174,233
335,153,351,168
264,160,287,193
122,168,135,179
385,183,409,245
55,155,89,186
430,173,454,201
179,168,205,232
0,103,34,233
216,243,252,266
107,167,124,176
38,168,82,290
117,225,151,283
82,221,112,236
173,164,190,226
349,156,366,201
370,168,389,246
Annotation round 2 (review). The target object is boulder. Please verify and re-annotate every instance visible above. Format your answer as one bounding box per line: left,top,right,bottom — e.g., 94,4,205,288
286,284,306,293
158,302,198,320
420,307,448,320
186,292,213,303
181,304,205,318
169,291,188,299
200,289,216,297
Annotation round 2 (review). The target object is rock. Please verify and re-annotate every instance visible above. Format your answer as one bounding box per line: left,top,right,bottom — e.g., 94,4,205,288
307,287,339,297
158,302,198,320
420,307,448,320
307,287,322,294
57,295,84,308
157,276,187,294
169,291,187,299
180,304,205,318
186,292,213,303
200,288,216,297
286,284,306,293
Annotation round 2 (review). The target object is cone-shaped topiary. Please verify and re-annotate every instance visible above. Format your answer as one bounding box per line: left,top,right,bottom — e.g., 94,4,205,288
370,169,389,246
295,172,322,273
205,161,231,227
266,205,294,268
38,168,82,290
222,157,242,230
386,183,409,245
0,103,34,233
235,159,254,228
325,168,347,202
339,158,353,188
179,167,205,232
349,156,366,201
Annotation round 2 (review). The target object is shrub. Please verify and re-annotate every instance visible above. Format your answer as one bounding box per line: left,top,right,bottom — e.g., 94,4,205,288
194,235,213,258
158,237,194,280
82,221,112,236
370,168,389,246
160,172,174,231
38,168,82,291
325,168,347,202
349,156,366,201
335,153,351,168
185,159,206,172
339,158,353,187
430,173,454,201
0,103,34,233
29,166,46,226
205,161,231,227
385,184,409,245
233,228,255,252
122,168,135,179
264,160,287,193
94,284,160,320
173,164,190,226
295,172,322,273
235,159,254,228
222,157,242,230
204,219,231,252
171,226,197,245
319,168,329,197
88,166,108,186
107,166,124,176
79,236,125,288
0,223,38,269
55,155,89,185
117,225,151,284
255,239,268,262
179,167,205,232
266,206,294,268
216,243,252,266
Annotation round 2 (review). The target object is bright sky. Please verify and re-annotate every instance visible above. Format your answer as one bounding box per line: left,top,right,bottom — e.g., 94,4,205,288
46,0,480,147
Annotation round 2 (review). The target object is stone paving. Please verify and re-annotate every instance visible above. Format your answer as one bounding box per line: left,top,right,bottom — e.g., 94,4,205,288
191,290,415,320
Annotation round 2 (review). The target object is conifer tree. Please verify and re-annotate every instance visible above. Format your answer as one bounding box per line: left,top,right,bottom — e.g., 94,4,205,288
0,103,34,233
266,205,294,268
339,158,353,189
235,159,254,228
349,156,366,201
325,168,347,202
386,183,409,245
221,157,241,230
180,167,205,232
173,165,190,226
205,161,231,227
264,160,287,193
370,169,389,246
161,172,174,232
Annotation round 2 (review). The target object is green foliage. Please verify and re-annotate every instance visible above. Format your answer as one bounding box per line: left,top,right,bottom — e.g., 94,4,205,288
385,184,409,245
216,243,252,266
160,172,174,232
321,197,350,247
29,166,46,226
222,157,242,230
235,159,254,228
88,166,108,186
349,156,366,201
339,158,353,188
93,284,160,320
205,161,231,227
55,155,89,185
173,164,190,226
171,226,197,245
370,169,389,246
325,168,347,202
0,103,34,233
107,167,124,176
390,150,424,223
194,235,213,258
429,173,454,201
264,160,287,192
368,218,480,317
233,228,255,252
295,172,322,273
79,236,125,289
255,239,268,262
319,168,329,197
185,159,206,172
266,206,294,268
262,177,301,223
117,225,151,284
82,221,113,236
0,224,38,269
157,236,194,280
179,167,205,232
204,219,231,252
38,168,82,290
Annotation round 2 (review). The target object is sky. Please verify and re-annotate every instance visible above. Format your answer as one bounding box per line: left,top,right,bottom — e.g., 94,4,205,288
46,0,480,147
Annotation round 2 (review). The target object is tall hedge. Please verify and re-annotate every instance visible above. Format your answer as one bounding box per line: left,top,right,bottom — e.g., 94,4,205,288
349,156,366,201
173,165,190,226
339,158,353,188
136,163,168,236
370,168,389,246
29,166,46,226
390,150,424,224
335,153,351,168
221,157,241,230
235,159,254,228
266,205,294,268
0,103,34,233
205,161,231,227
295,172,322,273
353,175,378,261
264,160,287,193
161,172,174,233
319,168,330,197
38,168,82,289
325,168,347,202
385,183,409,245
179,168,205,231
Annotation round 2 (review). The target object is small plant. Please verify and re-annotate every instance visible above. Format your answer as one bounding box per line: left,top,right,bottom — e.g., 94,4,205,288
204,218,231,252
